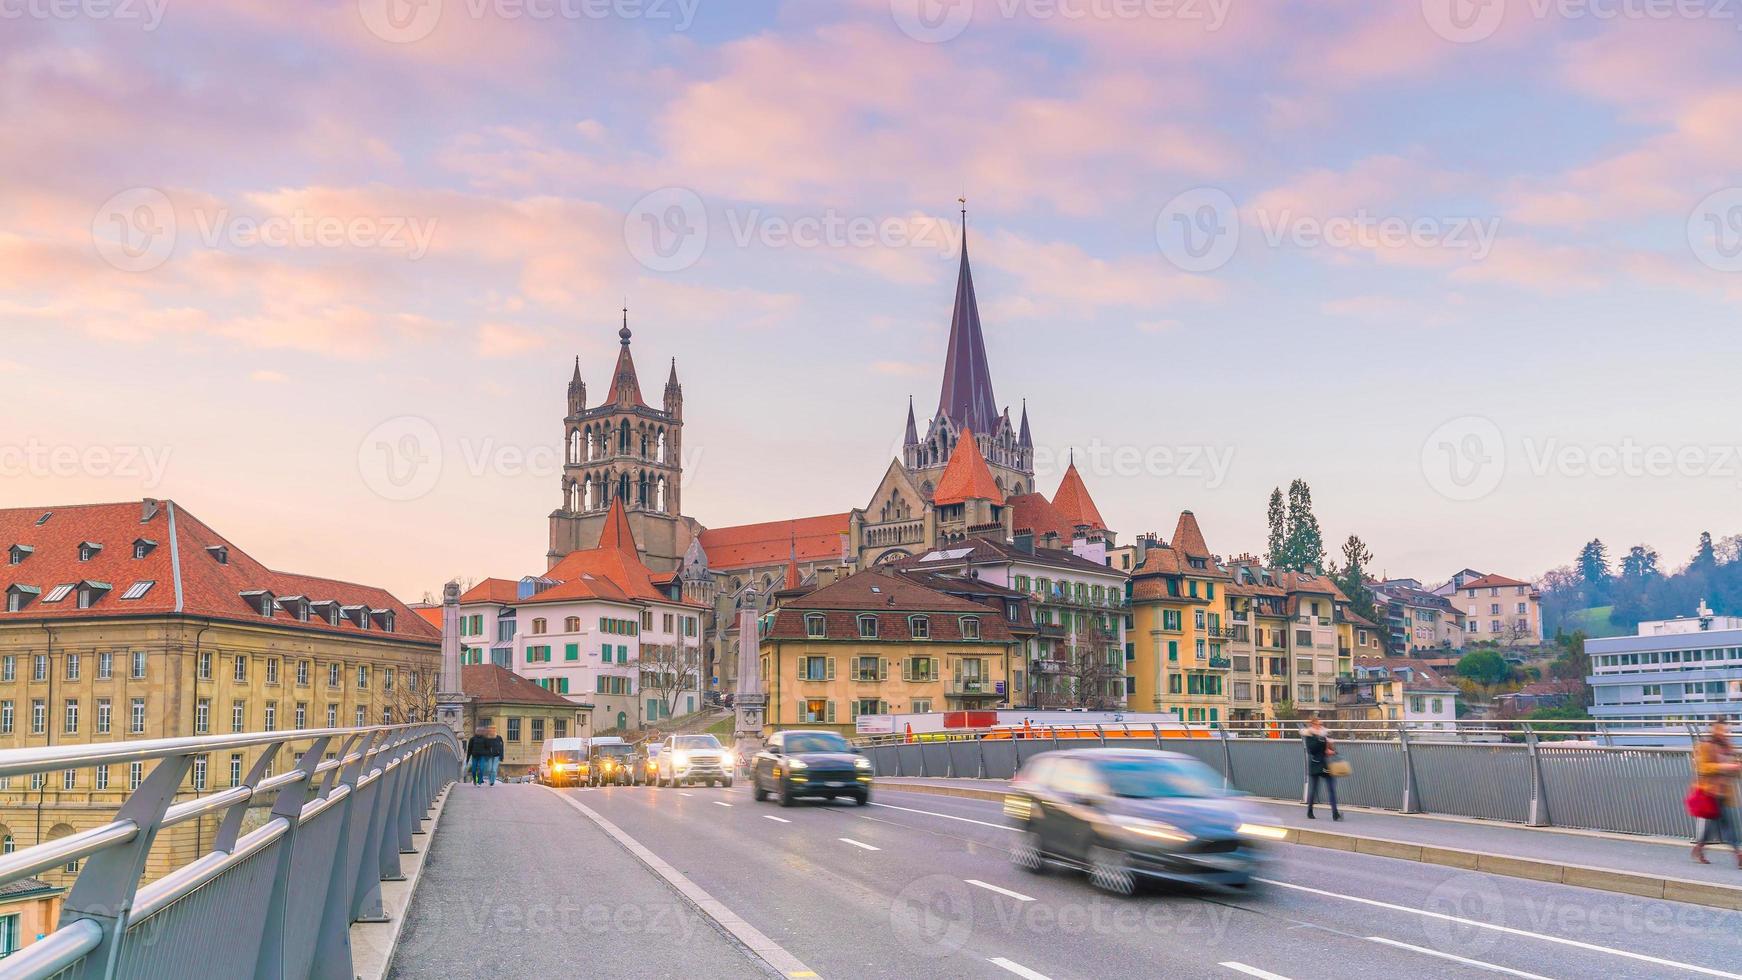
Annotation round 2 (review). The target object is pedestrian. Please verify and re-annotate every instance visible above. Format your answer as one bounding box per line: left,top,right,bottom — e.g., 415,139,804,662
1691,720,1741,866
465,726,491,786
1303,714,1342,821
479,724,504,786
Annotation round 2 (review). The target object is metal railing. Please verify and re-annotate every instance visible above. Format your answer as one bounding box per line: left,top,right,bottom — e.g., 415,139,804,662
0,723,460,980
854,718,1735,839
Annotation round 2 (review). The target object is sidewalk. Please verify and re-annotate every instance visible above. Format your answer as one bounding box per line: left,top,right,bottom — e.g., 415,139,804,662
878,777,1742,910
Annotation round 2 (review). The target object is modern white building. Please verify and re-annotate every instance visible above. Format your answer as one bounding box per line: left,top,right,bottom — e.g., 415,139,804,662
1587,603,1742,723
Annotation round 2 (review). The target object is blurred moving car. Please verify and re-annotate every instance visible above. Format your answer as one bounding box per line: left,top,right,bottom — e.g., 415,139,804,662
538,737,588,788
588,740,638,787
1003,748,1282,895
657,734,733,787
637,742,664,786
750,730,873,806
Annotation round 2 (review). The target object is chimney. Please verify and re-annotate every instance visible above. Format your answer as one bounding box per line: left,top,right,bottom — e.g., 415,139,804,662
1013,531,1035,554
141,498,160,523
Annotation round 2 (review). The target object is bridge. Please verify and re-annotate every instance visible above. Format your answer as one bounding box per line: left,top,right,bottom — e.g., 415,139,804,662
1,721,1740,979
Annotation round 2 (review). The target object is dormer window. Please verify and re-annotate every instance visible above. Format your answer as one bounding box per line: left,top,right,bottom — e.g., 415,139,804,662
342,605,368,628
277,596,310,622
960,616,981,640
8,545,32,565
132,539,157,559
240,590,275,616
370,609,395,632
310,600,340,626
43,584,74,604
909,615,930,639
857,615,879,639
206,545,229,565
77,542,102,562
804,614,827,638
6,585,40,612
76,581,111,609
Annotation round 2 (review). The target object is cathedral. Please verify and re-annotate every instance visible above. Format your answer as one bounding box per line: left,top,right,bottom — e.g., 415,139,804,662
545,220,1114,690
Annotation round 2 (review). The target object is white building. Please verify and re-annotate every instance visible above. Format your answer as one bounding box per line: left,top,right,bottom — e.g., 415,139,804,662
1341,658,1459,731
1587,603,1742,724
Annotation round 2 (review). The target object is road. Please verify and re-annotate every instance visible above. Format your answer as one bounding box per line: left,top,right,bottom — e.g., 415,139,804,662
396,781,1742,980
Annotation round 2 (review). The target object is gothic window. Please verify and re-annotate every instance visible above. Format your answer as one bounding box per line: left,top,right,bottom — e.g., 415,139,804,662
657,430,667,463
585,428,596,462
1013,481,1025,495
656,477,667,512
619,472,631,503
568,429,582,465
618,420,631,454
637,472,650,506
640,430,650,458
583,476,595,510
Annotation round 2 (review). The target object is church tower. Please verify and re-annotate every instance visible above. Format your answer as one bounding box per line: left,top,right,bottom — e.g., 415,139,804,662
902,208,1034,500
548,314,691,572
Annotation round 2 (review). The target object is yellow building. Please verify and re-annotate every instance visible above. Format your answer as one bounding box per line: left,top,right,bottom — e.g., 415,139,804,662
0,878,63,958
0,500,439,885
758,568,1017,736
460,664,591,777
1128,512,1233,723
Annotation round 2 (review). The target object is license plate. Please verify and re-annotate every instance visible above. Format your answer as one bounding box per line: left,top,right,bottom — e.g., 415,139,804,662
826,781,846,787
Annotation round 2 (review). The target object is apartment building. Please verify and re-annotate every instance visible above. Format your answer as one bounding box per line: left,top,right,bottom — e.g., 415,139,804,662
1436,571,1543,647
1371,579,1466,655
1339,658,1459,730
1129,512,1233,723
1587,603,1742,723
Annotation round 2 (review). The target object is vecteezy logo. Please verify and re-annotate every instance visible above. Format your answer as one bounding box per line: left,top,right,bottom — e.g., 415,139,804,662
623,187,707,273
889,0,974,43
357,416,443,502
888,875,974,957
1420,873,1506,954
1688,187,1742,273
1421,415,1505,502
92,188,176,273
1155,187,1239,273
1420,0,1505,43
358,0,443,44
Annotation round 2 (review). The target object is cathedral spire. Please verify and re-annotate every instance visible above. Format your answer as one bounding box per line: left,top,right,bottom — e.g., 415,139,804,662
568,356,587,415
904,395,919,446
609,310,645,408
1018,399,1032,448
936,202,999,433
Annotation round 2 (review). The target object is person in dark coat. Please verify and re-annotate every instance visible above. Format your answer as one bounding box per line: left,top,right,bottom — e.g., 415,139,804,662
465,726,505,786
1303,715,1342,821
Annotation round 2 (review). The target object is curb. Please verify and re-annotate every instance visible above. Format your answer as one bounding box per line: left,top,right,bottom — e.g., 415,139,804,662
355,780,456,980
877,780,1742,913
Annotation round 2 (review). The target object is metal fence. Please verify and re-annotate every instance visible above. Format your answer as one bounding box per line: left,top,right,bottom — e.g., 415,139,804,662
0,723,461,980
856,719,1729,839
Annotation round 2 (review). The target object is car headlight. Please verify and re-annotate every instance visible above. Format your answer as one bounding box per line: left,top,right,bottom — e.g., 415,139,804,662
1238,823,1288,841
785,758,808,769
722,750,736,767
673,751,690,767
854,757,872,770
1110,814,1194,843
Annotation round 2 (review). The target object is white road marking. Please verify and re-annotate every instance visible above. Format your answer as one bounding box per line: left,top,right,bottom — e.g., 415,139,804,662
838,837,881,851
543,787,818,979
1220,963,1292,980
989,957,1052,979
764,815,791,824
965,879,1035,902
1258,879,1742,980
679,792,694,797
1366,936,1555,979
870,800,1016,832
713,800,733,808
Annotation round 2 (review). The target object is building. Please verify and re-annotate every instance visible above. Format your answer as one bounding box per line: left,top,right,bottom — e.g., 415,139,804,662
1435,571,1543,647
1339,658,1459,730
460,664,590,777
1587,603,1742,723
1494,681,1578,715
0,877,63,959
893,531,1128,710
1219,559,1349,720
0,499,439,885
757,568,1018,736
1371,579,1466,655
1129,512,1233,723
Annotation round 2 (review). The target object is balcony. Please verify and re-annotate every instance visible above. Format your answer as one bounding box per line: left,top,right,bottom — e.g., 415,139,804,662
947,679,1001,697
1030,659,1068,674
1205,625,1249,642
1206,655,1232,670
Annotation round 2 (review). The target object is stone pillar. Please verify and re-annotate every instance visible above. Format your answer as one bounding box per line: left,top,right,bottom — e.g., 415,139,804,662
732,601,766,769
435,580,471,736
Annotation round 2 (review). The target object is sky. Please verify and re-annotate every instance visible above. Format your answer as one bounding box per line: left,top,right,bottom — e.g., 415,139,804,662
4,0,1742,602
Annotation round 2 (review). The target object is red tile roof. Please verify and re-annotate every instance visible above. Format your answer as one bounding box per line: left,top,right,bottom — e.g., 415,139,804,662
462,663,582,707
0,500,437,643
411,605,444,629
597,496,636,554
1458,573,1532,590
766,568,1013,642
459,578,520,605
1170,510,1211,560
932,429,1004,505
540,501,669,604
698,514,848,571
1008,492,1072,539
1050,462,1105,529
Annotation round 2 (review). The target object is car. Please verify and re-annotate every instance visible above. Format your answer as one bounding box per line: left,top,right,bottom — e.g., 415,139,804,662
538,737,588,788
657,734,734,787
636,742,664,786
1002,748,1280,896
588,741,638,787
750,730,873,806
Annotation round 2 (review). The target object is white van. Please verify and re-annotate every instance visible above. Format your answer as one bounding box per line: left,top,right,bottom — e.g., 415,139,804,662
539,737,588,787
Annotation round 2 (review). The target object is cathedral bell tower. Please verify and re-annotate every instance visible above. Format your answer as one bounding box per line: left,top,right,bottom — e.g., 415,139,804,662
548,313,690,572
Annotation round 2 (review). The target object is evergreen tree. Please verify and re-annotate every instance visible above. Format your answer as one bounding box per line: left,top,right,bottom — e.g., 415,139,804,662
1264,488,1286,567
1281,479,1325,571
1333,534,1379,622
1576,539,1612,599
1620,544,1659,581
1691,531,1718,575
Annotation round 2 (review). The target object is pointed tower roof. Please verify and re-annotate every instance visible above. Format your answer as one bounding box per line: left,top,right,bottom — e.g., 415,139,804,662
598,496,639,556
666,357,679,388
936,210,999,433
1171,509,1211,560
904,396,919,445
783,535,802,591
1051,461,1106,530
1018,399,1032,448
932,429,1005,506
609,311,645,408
570,356,583,385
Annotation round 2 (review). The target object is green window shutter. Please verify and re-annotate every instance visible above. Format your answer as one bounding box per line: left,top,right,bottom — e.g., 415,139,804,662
565,644,578,661
1168,641,1178,662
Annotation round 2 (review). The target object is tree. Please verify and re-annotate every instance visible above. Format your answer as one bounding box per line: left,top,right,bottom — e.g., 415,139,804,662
1691,531,1719,575
1577,539,1612,596
1282,479,1325,571
1455,648,1510,686
637,640,703,724
1265,488,1286,568
1620,544,1659,582
389,665,441,723
1332,535,1378,623
1035,616,1124,710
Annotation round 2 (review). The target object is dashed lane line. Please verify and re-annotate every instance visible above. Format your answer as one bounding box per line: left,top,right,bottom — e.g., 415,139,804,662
1220,963,1292,980
965,879,1035,902
837,838,880,851
1365,936,1555,979
988,957,1052,979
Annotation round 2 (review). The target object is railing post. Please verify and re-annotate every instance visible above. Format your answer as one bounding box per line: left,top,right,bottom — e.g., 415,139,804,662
376,744,409,880
975,736,987,779
1215,722,1234,791
351,735,393,923
1396,723,1422,814
214,743,285,851
397,744,425,852
63,751,194,980
253,735,332,980
1152,722,1163,750
1096,724,1106,746
310,734,368,980
1524,724,1549,827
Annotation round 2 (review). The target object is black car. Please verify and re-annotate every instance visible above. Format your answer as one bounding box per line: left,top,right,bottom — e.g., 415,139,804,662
588,742,637,787
1003,748,1281,895
751,730,873,806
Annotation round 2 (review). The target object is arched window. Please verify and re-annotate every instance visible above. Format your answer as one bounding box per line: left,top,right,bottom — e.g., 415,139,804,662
640,430,650,458
656,477,667,512
585,429,596,462
531,618,547,635
47,823,76,872
657,430,667,462
638,472,650,506
619,473,631,504
0,824,12,855
583,476,595,510
618,419,630,454
564,616,580,632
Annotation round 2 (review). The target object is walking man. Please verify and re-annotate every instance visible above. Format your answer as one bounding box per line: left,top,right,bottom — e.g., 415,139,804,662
477,724,504,786
1303,714,1342,821
1692,720,1741,866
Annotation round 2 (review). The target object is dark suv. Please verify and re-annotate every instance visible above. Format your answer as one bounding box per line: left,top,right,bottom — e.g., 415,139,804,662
751,730,873,806
588,742,637,787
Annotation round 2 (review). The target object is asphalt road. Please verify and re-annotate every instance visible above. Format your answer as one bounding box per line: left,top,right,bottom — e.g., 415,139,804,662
398,781,1742,980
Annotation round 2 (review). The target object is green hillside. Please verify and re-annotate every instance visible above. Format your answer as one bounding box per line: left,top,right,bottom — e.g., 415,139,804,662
1562,605,1629,639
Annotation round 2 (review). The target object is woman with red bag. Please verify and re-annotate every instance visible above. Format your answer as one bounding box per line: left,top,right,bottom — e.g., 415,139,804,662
1691,720,1741,866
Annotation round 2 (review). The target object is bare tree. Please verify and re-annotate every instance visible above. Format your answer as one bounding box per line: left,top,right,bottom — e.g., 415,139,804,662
1033,617,1124,710
637,641,702,723
388,665,440,723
